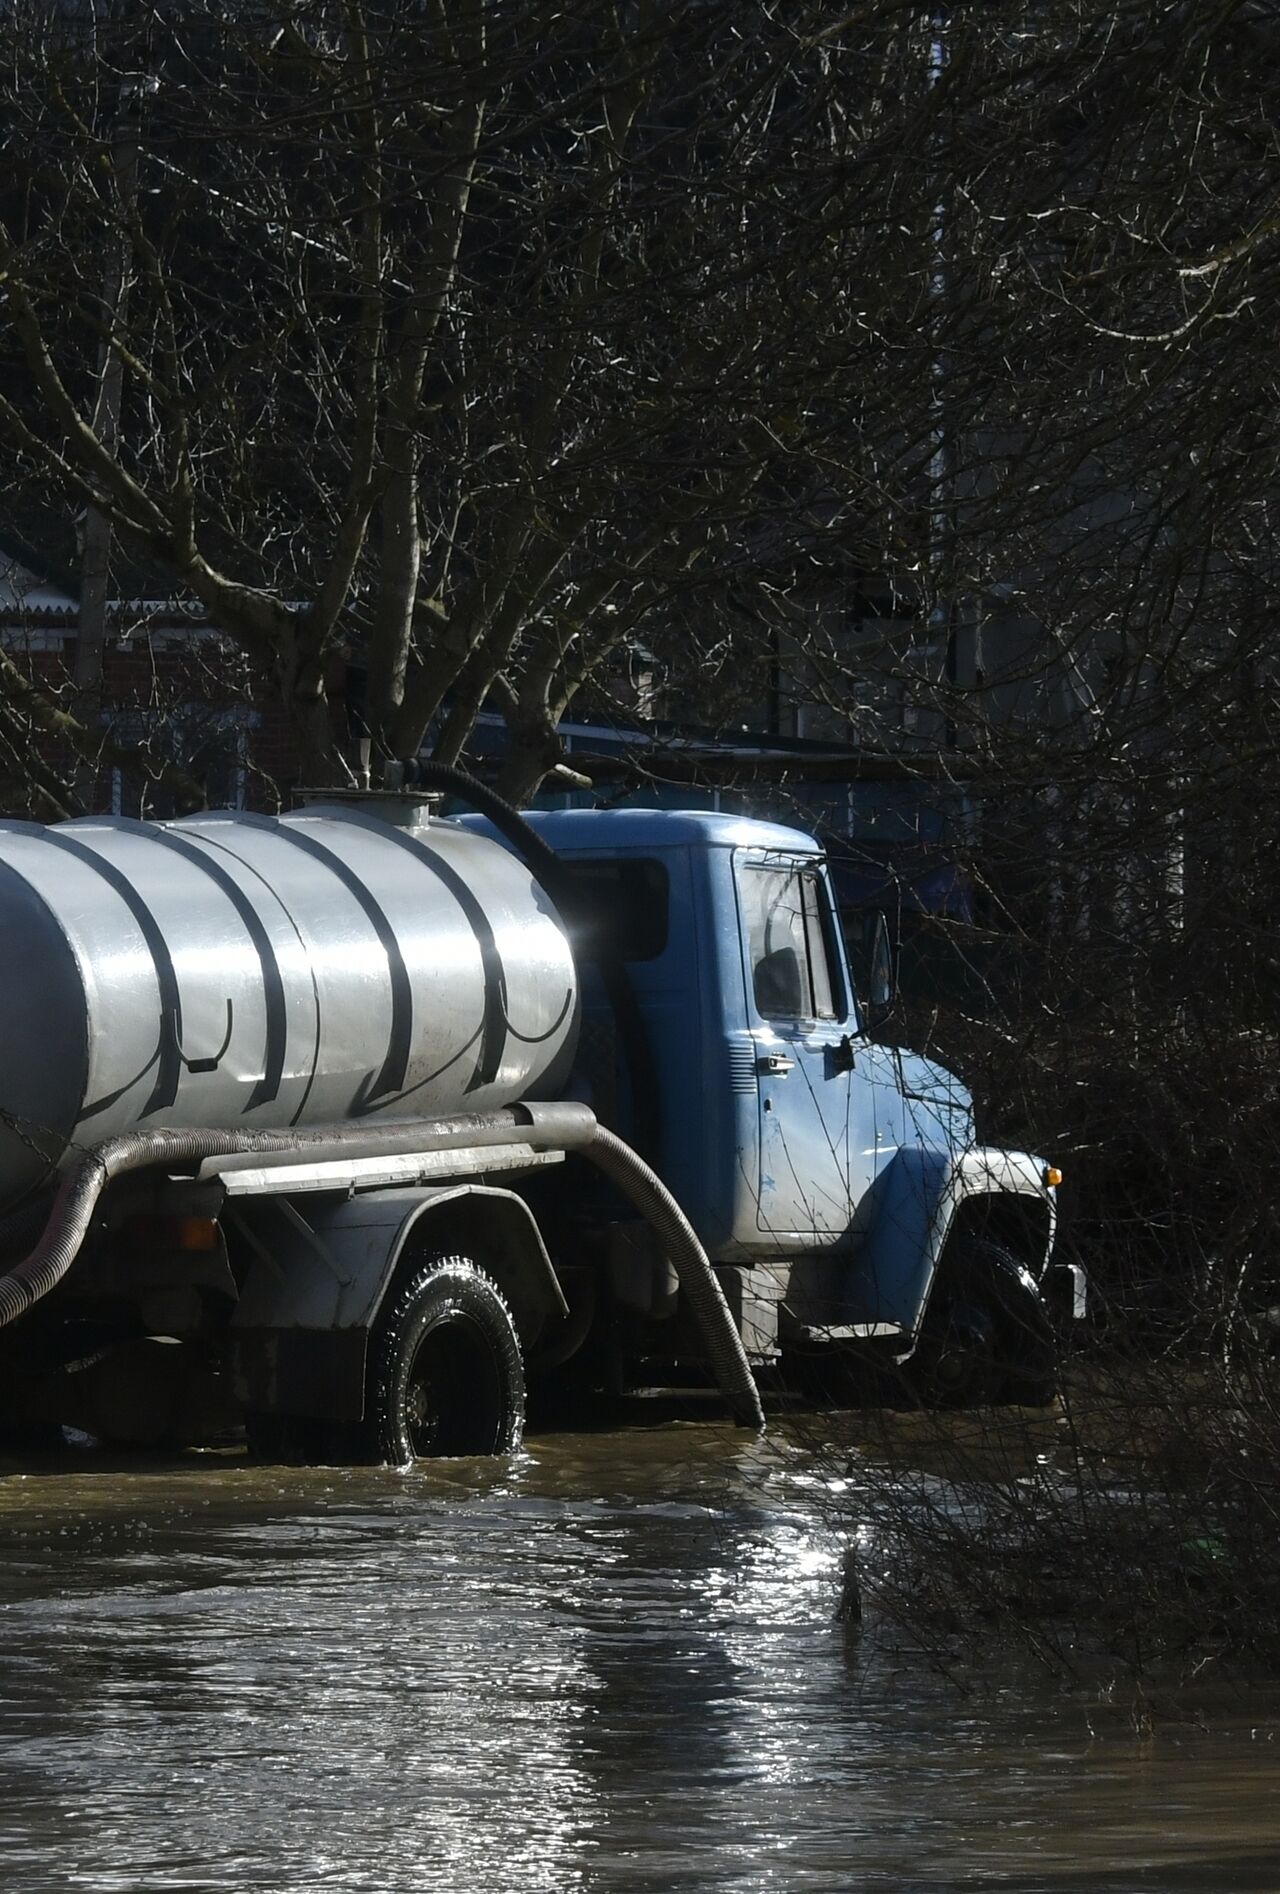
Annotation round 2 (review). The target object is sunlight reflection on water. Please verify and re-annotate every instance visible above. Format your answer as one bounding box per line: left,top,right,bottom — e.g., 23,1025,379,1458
0,1423,1276,1892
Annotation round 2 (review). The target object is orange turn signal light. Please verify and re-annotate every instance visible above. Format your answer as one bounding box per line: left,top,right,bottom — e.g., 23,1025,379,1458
174,1217,220,1252
123,1214,220,1252
1043,1166,1063,1189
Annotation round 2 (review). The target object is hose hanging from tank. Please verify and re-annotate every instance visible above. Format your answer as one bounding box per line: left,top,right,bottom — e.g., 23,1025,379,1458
0,1120,478,1330
582,1126,764,1429
391,759,578,912
0,1107,765,1430
389,762,759,1420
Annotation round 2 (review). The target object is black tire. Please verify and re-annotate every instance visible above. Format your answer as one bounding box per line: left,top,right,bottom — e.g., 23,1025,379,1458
362,1254,525,1465
909,1237,1058,1408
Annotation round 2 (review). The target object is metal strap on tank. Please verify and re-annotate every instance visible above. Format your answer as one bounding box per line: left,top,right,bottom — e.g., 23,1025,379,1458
121,821,287,1110
217,812,413,1105
4,822,185,1117
163,823,323,1124
322,805,511,1093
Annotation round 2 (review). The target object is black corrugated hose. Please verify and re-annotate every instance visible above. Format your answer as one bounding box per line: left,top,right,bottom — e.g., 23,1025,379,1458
395,763,761,1424
0,1109,566,1330
581,1126,764,1429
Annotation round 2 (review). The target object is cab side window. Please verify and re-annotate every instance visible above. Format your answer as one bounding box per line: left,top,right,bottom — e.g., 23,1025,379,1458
560,857,669,961
740,864,842,1022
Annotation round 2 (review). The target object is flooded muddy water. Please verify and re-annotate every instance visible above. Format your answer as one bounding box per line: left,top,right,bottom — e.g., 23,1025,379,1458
0,1416,1277,1893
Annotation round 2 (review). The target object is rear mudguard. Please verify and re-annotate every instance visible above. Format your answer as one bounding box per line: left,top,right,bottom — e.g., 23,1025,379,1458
844,1146,1056,1341
228,1184,567,1422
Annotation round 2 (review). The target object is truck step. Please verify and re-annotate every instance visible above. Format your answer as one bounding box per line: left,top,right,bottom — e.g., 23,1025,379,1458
199,1143,565,1196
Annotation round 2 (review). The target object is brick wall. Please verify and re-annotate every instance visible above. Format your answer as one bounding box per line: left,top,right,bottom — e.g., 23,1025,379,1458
0,619,298,816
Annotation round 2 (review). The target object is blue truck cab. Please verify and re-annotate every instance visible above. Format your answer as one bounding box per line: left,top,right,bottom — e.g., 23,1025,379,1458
519,808,1080,1400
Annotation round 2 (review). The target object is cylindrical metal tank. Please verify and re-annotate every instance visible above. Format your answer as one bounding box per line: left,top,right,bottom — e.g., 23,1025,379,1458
0,795,578,1211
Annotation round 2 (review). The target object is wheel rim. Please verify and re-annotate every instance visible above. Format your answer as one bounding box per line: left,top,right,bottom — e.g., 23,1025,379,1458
921,1298,997,1403
402,1311,507,1458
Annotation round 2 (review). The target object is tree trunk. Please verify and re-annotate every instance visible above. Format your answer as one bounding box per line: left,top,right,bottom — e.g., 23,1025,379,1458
495,723,564,807
277,636,343,791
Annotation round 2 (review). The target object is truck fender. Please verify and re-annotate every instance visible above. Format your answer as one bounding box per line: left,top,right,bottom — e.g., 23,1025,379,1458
229,1184,567,1421
844,1146,1055,1340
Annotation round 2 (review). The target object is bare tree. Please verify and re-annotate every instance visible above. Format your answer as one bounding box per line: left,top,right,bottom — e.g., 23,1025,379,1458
0,0,962,803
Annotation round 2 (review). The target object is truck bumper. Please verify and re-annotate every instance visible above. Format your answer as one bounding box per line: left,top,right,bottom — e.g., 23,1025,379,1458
1043,1259,1088,1325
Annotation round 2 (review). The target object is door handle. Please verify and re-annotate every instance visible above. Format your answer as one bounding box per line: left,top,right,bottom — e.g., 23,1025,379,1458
757,1053,795,1077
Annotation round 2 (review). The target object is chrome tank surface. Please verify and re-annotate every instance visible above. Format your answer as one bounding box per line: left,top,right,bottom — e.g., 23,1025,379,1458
0,798,578,1209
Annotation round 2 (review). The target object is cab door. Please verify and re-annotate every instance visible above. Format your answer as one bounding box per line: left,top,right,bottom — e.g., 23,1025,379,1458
736,855,876,1245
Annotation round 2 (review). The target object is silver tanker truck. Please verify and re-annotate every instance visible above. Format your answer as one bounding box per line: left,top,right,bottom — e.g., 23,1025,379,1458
0,770,1079,1457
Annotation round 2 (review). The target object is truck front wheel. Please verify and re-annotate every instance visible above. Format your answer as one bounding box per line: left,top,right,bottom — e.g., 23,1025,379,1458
908,1236,1057,1409
363,1255,526,1464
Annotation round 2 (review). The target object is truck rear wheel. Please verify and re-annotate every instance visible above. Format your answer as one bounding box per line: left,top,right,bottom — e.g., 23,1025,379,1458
363,1255,525,1464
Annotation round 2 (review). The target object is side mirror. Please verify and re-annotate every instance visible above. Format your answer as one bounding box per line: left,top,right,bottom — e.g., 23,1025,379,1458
865,910,896,1028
